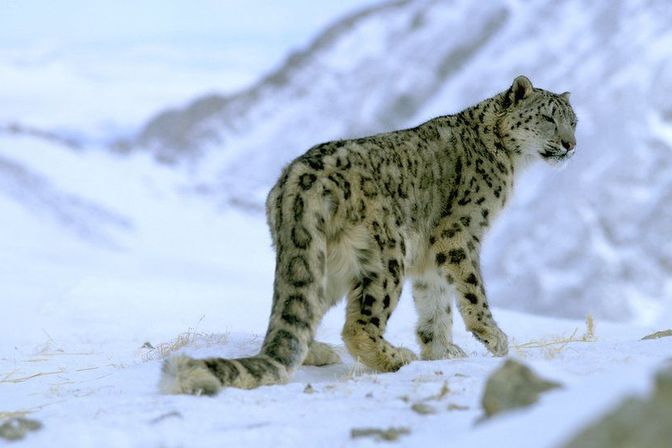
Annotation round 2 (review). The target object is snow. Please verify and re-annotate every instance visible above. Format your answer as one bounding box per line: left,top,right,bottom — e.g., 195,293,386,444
2,215,669,447
2,0,672,446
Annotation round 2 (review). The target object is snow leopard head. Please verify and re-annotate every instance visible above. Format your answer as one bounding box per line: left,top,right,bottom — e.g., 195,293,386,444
499,75,578,165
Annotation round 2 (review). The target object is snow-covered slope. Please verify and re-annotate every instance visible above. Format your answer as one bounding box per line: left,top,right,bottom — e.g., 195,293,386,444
134,0,511,177
130,0,672,323
2,202,670,448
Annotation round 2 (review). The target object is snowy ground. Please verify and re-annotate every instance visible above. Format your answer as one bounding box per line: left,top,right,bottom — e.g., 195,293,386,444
1,136,670,446
2,236,670,447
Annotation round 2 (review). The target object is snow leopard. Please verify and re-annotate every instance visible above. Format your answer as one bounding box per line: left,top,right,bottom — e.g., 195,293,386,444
160,75,578,394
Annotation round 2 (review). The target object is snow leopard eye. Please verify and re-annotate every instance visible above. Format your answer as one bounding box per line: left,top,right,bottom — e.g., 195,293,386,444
542,115,555,124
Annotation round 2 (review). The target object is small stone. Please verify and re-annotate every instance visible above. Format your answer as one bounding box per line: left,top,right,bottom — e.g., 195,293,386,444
481,359,561,417
303,384,315,394
351,426,411,441
447,403,469,411
562,365,672,448
641,329,672,340
411,402,437,415
0,417,43,441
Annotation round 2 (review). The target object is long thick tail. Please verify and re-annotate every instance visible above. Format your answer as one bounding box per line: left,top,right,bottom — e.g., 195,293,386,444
159,353,290,395
160,170,327,395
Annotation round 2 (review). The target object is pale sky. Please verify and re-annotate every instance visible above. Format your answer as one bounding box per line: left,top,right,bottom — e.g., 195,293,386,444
0,0,380,134
0,1,377,49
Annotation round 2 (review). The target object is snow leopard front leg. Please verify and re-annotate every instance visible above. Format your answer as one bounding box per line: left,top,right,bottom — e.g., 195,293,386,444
430,225,508,356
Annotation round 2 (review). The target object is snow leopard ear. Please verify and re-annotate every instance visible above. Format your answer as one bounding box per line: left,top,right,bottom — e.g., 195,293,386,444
511,75,534,103
560,91,571,100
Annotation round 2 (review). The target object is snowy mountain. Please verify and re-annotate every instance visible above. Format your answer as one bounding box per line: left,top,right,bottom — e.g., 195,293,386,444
128,0,672,323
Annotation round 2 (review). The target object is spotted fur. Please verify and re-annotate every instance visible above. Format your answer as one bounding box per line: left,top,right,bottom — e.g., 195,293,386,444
160,75,578,394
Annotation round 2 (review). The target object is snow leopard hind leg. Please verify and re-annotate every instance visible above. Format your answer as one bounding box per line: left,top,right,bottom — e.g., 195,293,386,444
412,273,467,360
341,220,417,373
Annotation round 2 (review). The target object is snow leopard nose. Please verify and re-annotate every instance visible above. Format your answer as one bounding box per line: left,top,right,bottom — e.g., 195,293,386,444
561,138,575,151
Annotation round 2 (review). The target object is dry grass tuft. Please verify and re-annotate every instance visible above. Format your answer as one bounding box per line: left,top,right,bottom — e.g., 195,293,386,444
342,358,371,381
584,314,595,341
436,381,451,399
0,368,67,384
141,329,229,361
514,314,596,359
421,381,451,401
